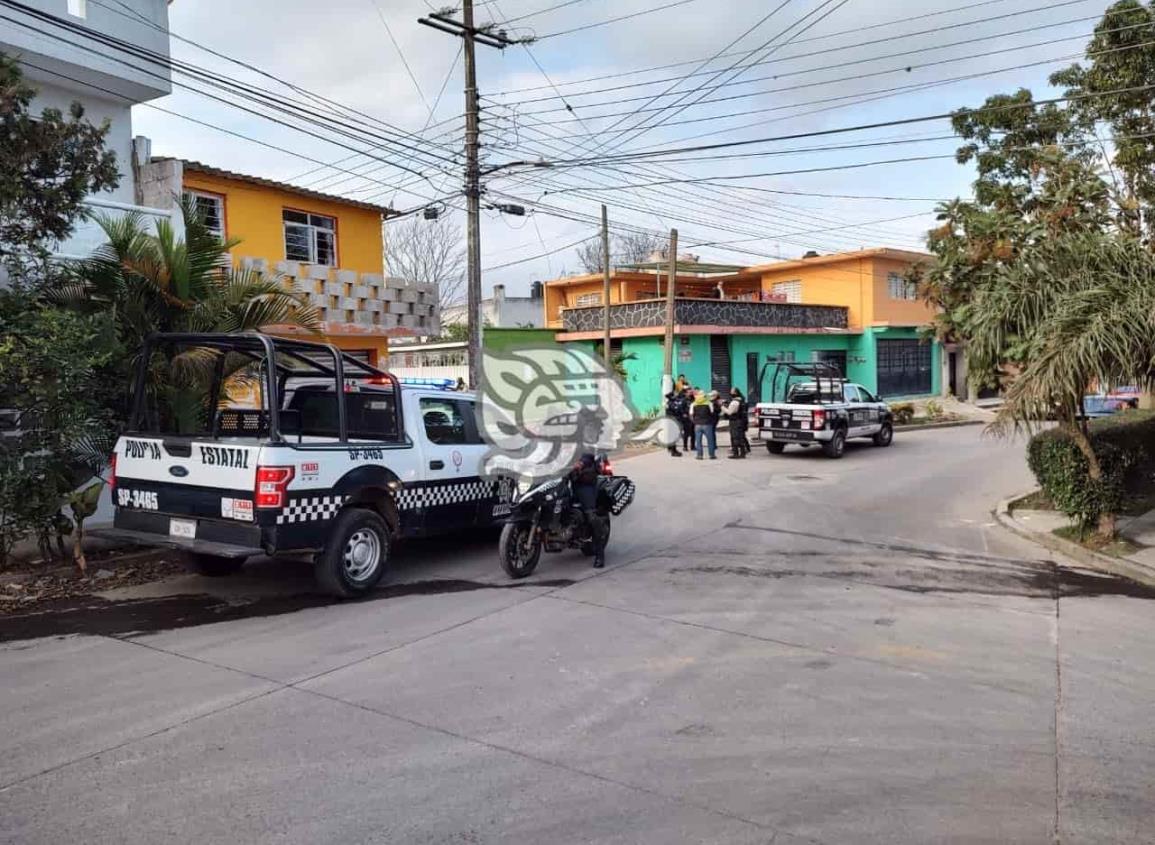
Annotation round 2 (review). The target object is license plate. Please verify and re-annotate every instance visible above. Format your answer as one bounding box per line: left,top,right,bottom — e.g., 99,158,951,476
169,518,197,539
774,431,809,441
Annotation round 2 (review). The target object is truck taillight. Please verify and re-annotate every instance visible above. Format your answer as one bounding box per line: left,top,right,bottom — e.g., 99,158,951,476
255,466,295,508
599,459,614,476
108,452,117,495
813,409,826,429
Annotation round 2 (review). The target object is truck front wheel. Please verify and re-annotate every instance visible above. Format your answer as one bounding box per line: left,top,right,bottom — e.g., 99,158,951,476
315,508,390,598
822,427,847,459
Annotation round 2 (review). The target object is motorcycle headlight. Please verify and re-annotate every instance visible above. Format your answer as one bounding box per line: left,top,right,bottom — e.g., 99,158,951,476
545,493,555,502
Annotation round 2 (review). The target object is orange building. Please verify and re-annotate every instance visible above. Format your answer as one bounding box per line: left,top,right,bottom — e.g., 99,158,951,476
544,248,949,413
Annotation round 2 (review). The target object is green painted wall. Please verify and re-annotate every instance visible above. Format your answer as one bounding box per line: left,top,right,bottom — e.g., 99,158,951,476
483,327,560,351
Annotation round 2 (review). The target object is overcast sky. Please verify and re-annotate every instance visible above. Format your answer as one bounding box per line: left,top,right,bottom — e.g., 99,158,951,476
132,0,1117,296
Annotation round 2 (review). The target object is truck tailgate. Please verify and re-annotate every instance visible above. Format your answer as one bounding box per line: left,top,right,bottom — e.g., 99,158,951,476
114,436,262,523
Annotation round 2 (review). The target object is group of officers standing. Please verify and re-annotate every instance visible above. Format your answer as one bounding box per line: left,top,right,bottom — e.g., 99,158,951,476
664,379,751,460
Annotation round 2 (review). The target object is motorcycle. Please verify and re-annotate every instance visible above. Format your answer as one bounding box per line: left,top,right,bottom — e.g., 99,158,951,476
498,455,636,579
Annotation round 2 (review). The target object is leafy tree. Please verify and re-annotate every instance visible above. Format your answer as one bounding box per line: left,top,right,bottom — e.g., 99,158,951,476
1051,0,1155,236
0,53,119,282
0,295,120,567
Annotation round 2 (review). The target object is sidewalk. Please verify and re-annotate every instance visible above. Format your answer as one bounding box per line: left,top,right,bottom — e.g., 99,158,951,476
995,494,1155,588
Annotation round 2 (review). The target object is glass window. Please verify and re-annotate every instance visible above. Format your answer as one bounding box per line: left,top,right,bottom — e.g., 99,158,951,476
575,292,602,307
770,280,802,303
858,387,877,402
284,388,398,441
842,384,861,403
420,398,469,445
184,191,226,240
282,209,337,266
888,271,918,301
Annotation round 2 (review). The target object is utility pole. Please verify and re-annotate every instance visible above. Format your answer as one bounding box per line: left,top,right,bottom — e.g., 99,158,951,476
601,204,611,369
661,229,678,400
418,3,523,390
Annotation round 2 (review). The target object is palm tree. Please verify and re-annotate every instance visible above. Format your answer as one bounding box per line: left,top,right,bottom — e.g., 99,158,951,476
54,197,319,349
969,231,1155,536
51,198,321,432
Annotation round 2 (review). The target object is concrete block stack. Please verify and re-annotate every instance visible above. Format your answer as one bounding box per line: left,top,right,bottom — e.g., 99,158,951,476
253,263,441,334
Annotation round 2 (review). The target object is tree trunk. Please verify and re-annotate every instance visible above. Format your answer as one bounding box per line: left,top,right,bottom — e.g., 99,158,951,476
73,518,87,575
1062,417,1115,539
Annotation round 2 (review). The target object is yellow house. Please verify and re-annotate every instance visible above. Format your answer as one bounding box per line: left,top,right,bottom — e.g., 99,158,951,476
138,156,438,365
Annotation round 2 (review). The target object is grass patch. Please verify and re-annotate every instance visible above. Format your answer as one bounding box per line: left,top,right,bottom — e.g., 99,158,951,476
1053,524,1145,558
1010,489,1054,512
895,413,965,427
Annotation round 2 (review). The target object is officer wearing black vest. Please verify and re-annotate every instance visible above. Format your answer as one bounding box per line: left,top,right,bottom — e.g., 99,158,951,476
570,453,609,568
723,387,750,459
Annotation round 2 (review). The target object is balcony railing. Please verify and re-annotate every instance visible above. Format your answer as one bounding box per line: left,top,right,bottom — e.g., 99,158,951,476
51,198,174,261
560,297,849,333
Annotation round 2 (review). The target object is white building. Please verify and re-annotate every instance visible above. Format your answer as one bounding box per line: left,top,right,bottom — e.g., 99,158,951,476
2,0,174,258
441,282,545,329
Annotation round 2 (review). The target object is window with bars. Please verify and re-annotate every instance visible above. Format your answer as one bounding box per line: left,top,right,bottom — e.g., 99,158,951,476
574,292,602,307
770,279,802,303
283,209,336,266
887,271,918,301
184,191,226,241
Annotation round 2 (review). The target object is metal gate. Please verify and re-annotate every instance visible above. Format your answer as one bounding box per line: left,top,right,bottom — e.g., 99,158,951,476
876,339,931,397
710,336,731,393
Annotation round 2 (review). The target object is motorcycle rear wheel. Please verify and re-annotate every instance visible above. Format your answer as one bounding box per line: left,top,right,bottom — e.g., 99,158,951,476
500,522,543,579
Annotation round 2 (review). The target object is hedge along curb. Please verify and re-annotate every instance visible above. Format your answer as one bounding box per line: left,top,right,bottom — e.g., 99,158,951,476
993,492,1155,590
896,419,986,433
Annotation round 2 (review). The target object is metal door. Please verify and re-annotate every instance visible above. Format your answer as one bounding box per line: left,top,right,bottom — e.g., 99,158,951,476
876,339,931,397
710,336,731,393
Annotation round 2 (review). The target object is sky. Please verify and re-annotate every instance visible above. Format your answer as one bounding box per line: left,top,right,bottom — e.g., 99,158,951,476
130,0,1121,297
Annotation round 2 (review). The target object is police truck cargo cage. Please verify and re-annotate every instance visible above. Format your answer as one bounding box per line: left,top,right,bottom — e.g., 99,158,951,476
99,333,514,597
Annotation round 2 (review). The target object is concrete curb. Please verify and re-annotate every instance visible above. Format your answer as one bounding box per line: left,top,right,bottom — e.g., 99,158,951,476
896,419,987,433
993,492,1155,589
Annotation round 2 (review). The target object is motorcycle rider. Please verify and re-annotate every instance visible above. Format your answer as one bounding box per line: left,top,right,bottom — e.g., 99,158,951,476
570,452,609,568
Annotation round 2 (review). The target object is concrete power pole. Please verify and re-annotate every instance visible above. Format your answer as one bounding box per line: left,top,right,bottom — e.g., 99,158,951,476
661,229,678,400
418,3,520,389
601,204,611,368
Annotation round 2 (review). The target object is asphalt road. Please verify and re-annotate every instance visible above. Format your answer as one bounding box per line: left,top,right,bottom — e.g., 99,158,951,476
2,427,1153,844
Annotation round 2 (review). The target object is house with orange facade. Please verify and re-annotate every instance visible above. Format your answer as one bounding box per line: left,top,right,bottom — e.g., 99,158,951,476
136,154,440,365
544,248,952,414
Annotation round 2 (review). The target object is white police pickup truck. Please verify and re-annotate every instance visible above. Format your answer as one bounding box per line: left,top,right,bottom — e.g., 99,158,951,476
754,362,894,459
102,333,515,597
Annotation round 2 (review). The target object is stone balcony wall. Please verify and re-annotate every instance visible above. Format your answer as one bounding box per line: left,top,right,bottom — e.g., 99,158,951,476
561,298,848,333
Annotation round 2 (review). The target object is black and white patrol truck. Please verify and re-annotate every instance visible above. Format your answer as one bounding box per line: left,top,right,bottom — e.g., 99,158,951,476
754,362,895,459
101,333,515,597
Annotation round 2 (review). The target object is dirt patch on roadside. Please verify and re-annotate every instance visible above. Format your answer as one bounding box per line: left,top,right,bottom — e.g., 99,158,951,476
0,550,184,616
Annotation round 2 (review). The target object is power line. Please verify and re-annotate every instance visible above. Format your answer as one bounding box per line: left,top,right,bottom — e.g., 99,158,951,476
535,0,705,39
1,3,465,192
489,0,1092,96
493,12,1142,115
500,0,590,24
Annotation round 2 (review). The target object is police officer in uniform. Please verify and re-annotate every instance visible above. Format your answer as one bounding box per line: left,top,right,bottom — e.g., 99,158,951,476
724,387,750,458
570,453,609,568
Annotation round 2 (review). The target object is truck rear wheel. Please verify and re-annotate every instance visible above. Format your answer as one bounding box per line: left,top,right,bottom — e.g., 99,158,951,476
822,427,847,459
766,442,785,455
315,508,390,598
182,552,245,577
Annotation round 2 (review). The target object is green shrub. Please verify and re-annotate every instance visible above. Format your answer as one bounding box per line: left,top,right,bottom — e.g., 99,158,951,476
891,401,915,424
924,399,944,420
1026,410,1155,530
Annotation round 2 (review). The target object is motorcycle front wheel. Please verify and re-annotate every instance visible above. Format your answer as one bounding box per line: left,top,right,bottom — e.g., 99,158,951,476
499,521,543,579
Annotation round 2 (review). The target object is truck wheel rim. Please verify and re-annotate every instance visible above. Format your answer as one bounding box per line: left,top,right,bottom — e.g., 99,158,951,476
344,529,381,582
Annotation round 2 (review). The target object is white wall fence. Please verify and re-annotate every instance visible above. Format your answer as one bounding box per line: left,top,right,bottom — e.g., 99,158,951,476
388,364,469,383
